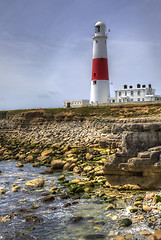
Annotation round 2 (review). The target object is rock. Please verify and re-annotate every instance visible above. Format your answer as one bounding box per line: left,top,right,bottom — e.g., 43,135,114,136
11,184,20,192
116,237,125,240
49,186,57,192
33,162,41,167
153,195,161,203
0,188,6,194
40,170,53,174
0,215,11,222
25,179,44,188
134,201,142,206
71,179,81,184
147,236,154,240
154,230,161,240
86,153,93,160
63,203,71,208
40,196,55,202
25,215,43,222
84,234,106,239
25,155,34,162
41,149,53,156
140,231,151,236
130,207,138,213
142,205,152,212
70,216,83,223
145,193,154,200
119,218,132,227
83,166,93,172
58,175,66,181
111,215,118,220
63,162,70,170
106,204,115,210
51,159,65,170
15,162,24,167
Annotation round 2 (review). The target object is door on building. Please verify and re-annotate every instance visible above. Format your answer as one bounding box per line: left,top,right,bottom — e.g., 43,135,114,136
67,102,71,108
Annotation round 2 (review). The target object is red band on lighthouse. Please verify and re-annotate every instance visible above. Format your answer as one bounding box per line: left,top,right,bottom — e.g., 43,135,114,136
92,58,109,80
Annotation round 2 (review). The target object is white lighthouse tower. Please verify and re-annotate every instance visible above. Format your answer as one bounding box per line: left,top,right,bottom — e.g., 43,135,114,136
90,21,110,104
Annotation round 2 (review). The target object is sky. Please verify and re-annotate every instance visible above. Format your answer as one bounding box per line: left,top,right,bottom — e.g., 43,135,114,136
0,0,161,110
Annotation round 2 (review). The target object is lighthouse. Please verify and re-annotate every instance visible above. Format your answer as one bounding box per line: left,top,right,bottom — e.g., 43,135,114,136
90,21,110,104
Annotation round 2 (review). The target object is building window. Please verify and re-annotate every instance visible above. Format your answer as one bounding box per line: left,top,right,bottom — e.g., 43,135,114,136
119,92,121,96
95,26,100,33
119,99,121,102
131,98,133,102
105,40,106,44
138,90,140,95
93,81,97,85
101,58,103,61
96,40,98,43
138,98,140,101
125,91,127,96
142,98,144,101
131,91,133,96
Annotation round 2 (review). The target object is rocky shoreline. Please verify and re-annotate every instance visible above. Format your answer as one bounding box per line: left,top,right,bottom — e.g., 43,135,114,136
1,110,161,239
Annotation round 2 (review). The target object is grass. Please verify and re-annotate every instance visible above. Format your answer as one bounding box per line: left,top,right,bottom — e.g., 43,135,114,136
0,102,161,119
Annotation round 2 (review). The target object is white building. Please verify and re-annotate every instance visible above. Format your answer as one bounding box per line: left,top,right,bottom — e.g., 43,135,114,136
63,100,89,108
115,84,156,103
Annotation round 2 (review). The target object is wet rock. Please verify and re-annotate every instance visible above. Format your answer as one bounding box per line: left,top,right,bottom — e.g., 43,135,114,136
84,234,106,239
15,162,24,167
40,196,55,202
119,218,132,227
25,215,43,222
11,184,20,192
63,203,71,207
24,178,44,188
58,175,66,181
51,159,65,170
70,216,83,223
40,169,53,174
0,215,11,222
33,162,41,167
0,188,6,194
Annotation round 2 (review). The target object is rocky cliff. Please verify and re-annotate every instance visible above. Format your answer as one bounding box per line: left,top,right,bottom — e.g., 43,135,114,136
1,107,161,188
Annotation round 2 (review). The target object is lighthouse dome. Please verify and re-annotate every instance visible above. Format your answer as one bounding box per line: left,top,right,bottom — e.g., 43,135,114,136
95,21,106,36
95,21,106,27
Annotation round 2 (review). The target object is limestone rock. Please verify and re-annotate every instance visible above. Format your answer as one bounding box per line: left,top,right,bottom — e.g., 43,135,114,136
51,159,65,170
25,179,44,188
154,230,161,240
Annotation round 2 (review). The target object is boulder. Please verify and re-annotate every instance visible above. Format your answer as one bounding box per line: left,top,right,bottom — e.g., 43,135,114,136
51,159,65,170
25,179,44,188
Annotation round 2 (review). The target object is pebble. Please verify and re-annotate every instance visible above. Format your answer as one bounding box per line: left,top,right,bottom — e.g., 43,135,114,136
142,205,152,212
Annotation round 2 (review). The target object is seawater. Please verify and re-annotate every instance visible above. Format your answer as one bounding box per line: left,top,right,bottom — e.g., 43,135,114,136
0,160,153,240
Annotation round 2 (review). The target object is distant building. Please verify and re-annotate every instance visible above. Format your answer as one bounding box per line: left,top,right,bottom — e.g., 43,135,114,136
63,100,89,108
115,84,160,103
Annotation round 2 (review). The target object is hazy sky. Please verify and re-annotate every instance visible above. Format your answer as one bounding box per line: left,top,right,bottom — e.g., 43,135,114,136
0,0,161,110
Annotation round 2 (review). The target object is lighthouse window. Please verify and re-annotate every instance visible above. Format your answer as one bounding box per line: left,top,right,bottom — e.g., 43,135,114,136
96,40,98,43
94,73,96,77
95,26,100,33
93,81,97,85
